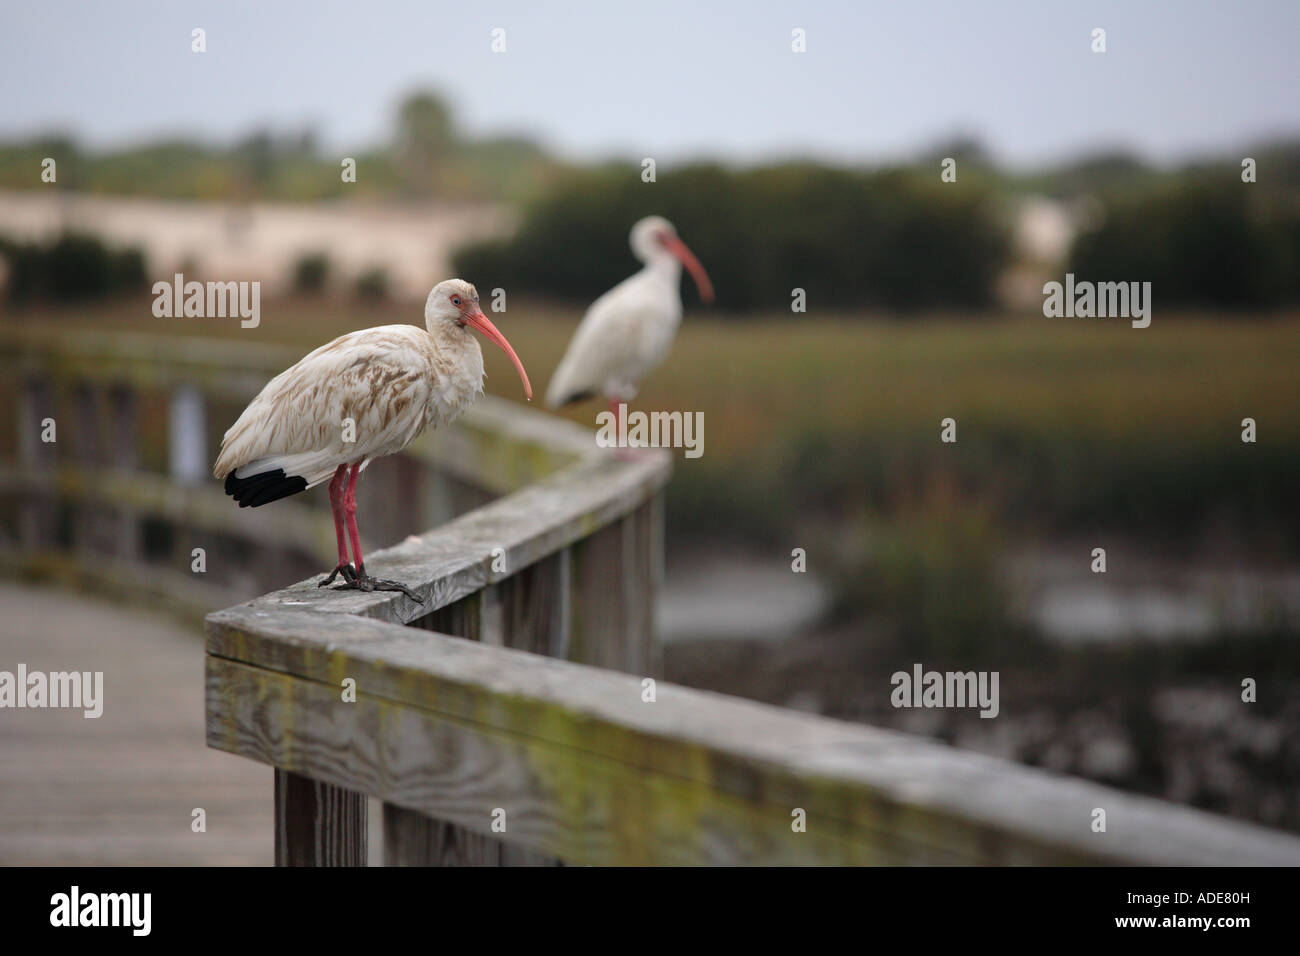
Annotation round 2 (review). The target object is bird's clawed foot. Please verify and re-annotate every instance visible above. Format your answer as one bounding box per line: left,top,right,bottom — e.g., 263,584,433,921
318,563,357,587
329,564,423,603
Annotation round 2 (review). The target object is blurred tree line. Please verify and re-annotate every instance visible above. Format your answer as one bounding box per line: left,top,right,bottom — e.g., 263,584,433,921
456,149,1300,313
2,87,1298,311
0,92,563,205
454,163,1010,312
0,233,145,303
1068,177,1300,308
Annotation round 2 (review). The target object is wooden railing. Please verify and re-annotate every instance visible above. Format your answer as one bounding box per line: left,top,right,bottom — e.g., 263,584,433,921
207,423,670,865
0,327,592,617
6,326,1300,865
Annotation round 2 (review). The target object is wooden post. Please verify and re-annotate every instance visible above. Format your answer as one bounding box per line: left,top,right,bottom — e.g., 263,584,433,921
420,458,456,530
167,384,206,573
274,769,367,866
568,494,660,676
497,547,571,657
383,806,508,866
366,453,421,550
647,490,665,678
108,385,141,561
18,378,56,552
381,563,573,867
385,591,505,866
168,384,206,485
623,493,662,677
70,384,109,556
493,550,571,866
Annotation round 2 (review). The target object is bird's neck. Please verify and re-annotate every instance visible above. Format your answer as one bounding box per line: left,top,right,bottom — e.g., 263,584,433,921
641,253,681,284
430,320,482,365
425,321,485,419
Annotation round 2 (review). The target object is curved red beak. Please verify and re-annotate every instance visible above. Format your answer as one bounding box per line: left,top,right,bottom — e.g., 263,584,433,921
661,235,715,304
465,309,533,401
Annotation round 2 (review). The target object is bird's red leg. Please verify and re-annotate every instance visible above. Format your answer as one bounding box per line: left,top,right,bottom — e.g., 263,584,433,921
330,464,350,566
343,461,364,572
609,398,641,461
332,460,422,603
317,464,356,587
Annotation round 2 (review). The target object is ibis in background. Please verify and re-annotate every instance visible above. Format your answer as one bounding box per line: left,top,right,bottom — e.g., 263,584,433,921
545,216,713,424
212,278,532,602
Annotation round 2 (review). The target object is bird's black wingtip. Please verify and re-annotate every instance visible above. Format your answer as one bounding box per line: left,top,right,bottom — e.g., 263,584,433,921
224,468,308,508
557,389,594,408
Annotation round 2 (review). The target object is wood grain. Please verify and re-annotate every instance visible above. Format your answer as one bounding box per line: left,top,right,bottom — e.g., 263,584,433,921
206,609,1300,866
388,551,575,866
226,448,670,627
274,769,367,866
18,377,55,551
0,581,271,866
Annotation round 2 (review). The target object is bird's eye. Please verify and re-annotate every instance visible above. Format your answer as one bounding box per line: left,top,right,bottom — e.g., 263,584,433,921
451,295,461,306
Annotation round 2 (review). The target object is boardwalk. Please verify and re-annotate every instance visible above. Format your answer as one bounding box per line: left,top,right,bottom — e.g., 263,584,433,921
0,581,275,865
0,558,801,867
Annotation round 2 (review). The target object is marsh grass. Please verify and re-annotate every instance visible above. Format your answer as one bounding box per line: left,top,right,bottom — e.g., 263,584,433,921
6,298,1298,560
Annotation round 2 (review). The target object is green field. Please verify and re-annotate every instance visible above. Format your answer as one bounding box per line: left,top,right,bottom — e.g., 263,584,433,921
6,299,1298,561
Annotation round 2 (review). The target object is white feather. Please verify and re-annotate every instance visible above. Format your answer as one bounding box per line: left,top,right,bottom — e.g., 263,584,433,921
213,283,490,486
546,267,682,405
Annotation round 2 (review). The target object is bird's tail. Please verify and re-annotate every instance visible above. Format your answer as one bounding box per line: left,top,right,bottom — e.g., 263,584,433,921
545,357,594,408
223,468,308,508
549,388,594,408
222,452,340,508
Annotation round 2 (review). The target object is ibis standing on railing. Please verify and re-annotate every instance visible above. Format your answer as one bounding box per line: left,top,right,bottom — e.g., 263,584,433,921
545,216,713,423
212,279,532,602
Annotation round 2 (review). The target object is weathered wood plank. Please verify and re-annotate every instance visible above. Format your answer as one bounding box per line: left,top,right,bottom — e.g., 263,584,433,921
107,385,141,561
621,495,658,674
228,449,671,626
408,589,482,640
384,804,504,866
568,497,656,675
382,804,558,866
497,548,570,658
210,655,920,865
0,327,594,494
2,332,669,627
274,769,367,866
568,519,625,671
405,395,595,494
0,328,305,401
17,378,56,551
0,550,245,622
390,590,499,865
205,608,1300,866
391,560,571,866
0,579,271,866
70,383,112,556
167,384,207,485
646,491,665,678
489,549,572,866
0,465,332,556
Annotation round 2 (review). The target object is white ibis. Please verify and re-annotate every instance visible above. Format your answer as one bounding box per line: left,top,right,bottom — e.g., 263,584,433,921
545,216,713,422
212,278,532,601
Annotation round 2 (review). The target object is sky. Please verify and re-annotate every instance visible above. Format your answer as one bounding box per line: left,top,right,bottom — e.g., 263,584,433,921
1,0,1297,169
